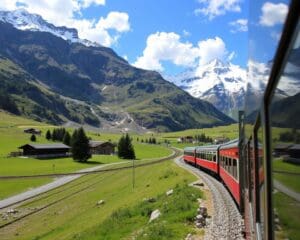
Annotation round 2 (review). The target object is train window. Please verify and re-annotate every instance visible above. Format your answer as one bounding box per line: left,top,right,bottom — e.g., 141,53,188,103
270,20,300,239
229,158,232,175
233,159,237,180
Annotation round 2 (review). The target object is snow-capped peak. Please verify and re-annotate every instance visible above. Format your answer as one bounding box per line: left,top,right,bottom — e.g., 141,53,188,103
0,9,100,47
164,59,247,118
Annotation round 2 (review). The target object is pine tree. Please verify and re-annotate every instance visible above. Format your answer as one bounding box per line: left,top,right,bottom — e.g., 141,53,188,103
52,129,57,141
71,127,91,162
117,135,126,158
117,134,135,159
63,131,71,146
124,133,135,159
46,130,51,140
30,134,36,142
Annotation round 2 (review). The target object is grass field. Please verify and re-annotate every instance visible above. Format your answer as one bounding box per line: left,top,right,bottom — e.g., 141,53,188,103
273,159,300,193
274,192,300,240
0,111,172,199
0,160,200,240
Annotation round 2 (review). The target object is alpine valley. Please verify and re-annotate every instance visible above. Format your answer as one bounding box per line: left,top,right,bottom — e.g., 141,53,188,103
0,9,234,132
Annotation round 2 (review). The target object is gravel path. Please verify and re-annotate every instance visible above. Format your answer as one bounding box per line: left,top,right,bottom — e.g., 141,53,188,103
273,179,300,202
175,157,244,240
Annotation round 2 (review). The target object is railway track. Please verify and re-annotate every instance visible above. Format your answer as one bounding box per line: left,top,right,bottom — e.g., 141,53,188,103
0,148,182,229
175,158,244,240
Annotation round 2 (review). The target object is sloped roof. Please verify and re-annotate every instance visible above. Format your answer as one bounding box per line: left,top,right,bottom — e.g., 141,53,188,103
89,141,115,148
274,143,293,150
289,144,300,150
19,143,70,149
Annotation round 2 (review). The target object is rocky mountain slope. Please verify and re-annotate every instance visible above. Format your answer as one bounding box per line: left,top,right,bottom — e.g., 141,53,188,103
0,9,99,47
165,59,247,119
0,10,234,132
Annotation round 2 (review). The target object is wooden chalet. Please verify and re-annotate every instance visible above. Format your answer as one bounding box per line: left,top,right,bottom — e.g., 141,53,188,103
23,128,42,135
178,136,194,143
19,143,70,158
287,144,300,159
89,141,115,155
273,143,293,156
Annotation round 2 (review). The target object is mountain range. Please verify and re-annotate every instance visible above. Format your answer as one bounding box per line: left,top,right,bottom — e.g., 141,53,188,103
0,9,234,132
165,59,246,119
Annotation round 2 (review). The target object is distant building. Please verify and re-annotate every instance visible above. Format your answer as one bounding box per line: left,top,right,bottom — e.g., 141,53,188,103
89,141,115,155
19,143,70,158
273,143,293,157
287,144,300,159
214,137,230,145
178,136,194,143
23,128,42,135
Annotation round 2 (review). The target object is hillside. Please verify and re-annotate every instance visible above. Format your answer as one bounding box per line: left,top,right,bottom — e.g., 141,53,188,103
0,15,234,131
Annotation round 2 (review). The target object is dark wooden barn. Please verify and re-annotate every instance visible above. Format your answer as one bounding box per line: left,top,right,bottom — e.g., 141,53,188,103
287,144,300,159
89,141,115,155
23,128,42,135
273,143,293,156
19,143,70,157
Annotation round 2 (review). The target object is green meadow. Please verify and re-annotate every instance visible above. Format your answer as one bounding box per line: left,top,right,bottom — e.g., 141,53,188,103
274,192,300,240
273,159,300,193
0,160,200,240
0,111,172,199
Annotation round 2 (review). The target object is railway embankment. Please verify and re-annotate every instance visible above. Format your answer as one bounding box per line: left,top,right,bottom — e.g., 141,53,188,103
175,158,245,240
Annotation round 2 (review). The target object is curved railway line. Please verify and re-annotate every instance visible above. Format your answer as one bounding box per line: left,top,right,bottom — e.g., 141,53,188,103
0,148,182,229
175,158,244,240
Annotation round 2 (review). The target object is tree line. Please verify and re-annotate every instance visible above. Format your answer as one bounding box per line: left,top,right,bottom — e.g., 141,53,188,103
43,128,136,161
194,133,213,143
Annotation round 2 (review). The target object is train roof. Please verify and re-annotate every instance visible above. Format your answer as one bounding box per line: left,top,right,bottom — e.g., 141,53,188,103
196,144,220,152
184,146,196,152
219,138,239,150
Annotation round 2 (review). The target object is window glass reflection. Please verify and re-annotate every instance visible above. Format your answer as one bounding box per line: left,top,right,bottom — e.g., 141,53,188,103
271,21,300,240
245,0,290,139
257,127,266,237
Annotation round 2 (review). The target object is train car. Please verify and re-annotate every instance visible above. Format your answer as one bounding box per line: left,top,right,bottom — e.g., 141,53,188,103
218,139,241,206
183,146,196,166
195,144,219,174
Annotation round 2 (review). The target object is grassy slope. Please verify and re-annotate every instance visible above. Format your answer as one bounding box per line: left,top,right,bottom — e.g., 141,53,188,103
273,159,300,193
0,161,198,240
274,192,300,240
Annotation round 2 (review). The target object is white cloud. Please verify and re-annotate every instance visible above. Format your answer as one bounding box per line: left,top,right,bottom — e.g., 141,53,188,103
80,0,105,8
259,2,288,27
197,37,230,65
133,33,232,73
229,18,248,33
183,29,191,37
195,0,241,20
133,32,199,71
97,11,130,32
0,0,130,47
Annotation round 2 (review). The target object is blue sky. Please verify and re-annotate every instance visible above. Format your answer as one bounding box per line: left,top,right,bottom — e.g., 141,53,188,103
82,0,249,74
1,0,290,75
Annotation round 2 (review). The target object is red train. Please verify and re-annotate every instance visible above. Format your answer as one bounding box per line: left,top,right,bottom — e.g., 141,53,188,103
183,139,241,206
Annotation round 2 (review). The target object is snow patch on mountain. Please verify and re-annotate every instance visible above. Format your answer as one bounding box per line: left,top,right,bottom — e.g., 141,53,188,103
0,9,100,47
165,59,247,118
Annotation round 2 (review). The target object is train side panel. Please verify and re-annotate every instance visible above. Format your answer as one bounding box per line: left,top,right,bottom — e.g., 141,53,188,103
196,158,218,173
184,155,195,164
220,166,240,205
